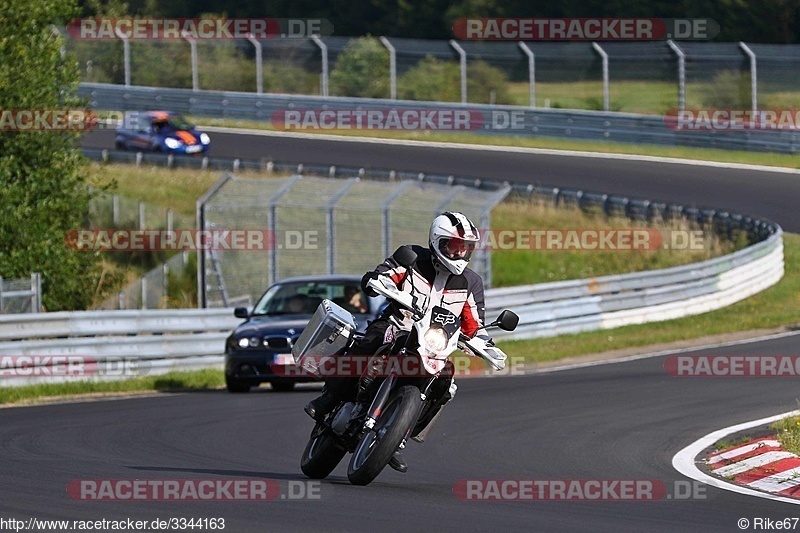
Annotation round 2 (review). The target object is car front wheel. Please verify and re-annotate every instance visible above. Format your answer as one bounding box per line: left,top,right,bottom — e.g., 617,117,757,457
225,375,250,393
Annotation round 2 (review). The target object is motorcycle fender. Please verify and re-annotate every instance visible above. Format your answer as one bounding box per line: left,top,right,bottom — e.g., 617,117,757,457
365,373,395,426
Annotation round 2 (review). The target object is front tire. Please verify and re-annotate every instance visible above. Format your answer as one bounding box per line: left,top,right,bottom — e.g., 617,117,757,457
347,385,421,486
270,379,295,392
225,375,250,393
301,424,346,479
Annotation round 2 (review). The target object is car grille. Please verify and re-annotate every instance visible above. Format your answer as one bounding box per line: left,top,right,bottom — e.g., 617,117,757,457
263,336,292,350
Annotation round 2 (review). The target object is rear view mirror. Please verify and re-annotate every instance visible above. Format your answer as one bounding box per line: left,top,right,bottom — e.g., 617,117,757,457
234,307,249,319
489,310,519,331
393,245,418,268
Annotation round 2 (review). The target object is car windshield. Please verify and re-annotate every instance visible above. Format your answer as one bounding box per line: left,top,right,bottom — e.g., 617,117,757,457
152,116,194,132
251,281,370,316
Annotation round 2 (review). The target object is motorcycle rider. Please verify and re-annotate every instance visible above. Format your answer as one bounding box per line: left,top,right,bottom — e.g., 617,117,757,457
305,211,495,473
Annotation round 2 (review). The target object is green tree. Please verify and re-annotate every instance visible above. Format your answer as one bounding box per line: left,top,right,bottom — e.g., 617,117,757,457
0,0,106,310
330,37,389,98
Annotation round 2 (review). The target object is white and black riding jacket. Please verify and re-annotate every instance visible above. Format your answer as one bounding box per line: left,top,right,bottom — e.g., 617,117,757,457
362,245,488,339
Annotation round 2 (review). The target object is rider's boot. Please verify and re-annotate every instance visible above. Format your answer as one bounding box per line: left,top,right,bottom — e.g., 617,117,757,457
304,388,338,421
388,449,407,473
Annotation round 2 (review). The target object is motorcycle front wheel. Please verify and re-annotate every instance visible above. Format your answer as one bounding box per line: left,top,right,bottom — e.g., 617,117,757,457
300,423,346,479
347,385,422,486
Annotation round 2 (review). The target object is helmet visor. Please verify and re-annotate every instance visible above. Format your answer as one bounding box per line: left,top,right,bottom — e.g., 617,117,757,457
438,238,475,261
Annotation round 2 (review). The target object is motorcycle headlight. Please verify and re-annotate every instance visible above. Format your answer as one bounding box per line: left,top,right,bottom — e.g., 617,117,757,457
423,326,448,354
164,137,181,149
200,133,210,144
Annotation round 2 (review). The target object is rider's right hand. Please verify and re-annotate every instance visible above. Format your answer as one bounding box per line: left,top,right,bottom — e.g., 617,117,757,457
361,271,381,297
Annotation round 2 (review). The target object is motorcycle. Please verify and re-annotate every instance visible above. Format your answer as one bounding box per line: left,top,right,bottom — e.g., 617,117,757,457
291,246,519,486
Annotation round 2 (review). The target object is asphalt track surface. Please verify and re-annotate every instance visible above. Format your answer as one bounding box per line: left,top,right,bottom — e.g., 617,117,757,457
3,131,794,531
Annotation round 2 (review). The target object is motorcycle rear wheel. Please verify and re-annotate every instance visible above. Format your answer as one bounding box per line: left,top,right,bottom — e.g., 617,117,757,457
347,385,422,486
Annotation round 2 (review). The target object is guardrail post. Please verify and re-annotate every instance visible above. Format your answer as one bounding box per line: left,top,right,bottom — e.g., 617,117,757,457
115,28,131,87
379,37,397,100
247,33,263,94
31,273,42,313
311,35,329,97
739,42,758,113
518,42,536,108
667,40,686,112
591,42,609,112
182,31,199,91
449,40,468,104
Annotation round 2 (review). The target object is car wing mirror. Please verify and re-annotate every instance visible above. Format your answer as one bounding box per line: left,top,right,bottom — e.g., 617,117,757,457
234,307,249,319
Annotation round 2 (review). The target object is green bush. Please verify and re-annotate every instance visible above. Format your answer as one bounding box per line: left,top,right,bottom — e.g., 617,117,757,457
263,61,319,95
398,56,512,104
702,70,752,109
330,37,389,98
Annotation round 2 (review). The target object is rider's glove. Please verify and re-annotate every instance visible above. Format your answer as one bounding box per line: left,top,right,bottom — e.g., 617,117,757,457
361,271,381,297
476,334,495,347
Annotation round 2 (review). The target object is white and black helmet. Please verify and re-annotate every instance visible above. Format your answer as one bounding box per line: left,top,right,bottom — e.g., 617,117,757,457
429,211,480,275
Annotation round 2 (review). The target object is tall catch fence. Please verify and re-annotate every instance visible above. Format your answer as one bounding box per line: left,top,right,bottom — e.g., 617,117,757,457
197,174,510,308
67,35,800,112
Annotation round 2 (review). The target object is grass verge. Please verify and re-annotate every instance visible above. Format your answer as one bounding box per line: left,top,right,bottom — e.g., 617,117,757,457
771,415,800,456
0,369,225,406
499,233,799,364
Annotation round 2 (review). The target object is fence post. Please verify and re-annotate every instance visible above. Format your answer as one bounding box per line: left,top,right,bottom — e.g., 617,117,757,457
326,179,359,274
518,42,536,108
139,201,145,230
667,40,686,112
591,42,609,112
196,173,235,308
379,37,397,100
247,33,263,94
311,35,329,97
182,31,199,91
31,273,42,313
112,194,119,225
739,42,758,113
381,181,414,259
162,263,169,308
449,40,468,104
115,28,131,86
141,278,147,310
167,209,173,233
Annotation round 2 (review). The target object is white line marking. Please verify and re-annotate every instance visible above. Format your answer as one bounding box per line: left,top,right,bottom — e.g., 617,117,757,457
672,409,800,505
712,451,796,477
200,125,800,175
708,439,781,464
531,330,800,375
749,467,800,493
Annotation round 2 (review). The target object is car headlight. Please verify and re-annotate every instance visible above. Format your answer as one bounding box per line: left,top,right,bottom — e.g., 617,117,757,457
248,337,260,348
423,326,448,354
238,338,249,348
164,137,181,149
200,133,210,144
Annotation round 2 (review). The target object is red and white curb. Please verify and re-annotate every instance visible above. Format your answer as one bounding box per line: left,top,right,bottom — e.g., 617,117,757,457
707,437,800,496
673,409,800,505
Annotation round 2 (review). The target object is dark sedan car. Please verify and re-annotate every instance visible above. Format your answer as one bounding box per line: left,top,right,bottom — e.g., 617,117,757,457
224,275,384,392
115,111,210,155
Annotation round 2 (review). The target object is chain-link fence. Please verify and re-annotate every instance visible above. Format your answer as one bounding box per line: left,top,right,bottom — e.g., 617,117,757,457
66,34,800,114
198,174,510,308
96,251,197,310
0,274,42,314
